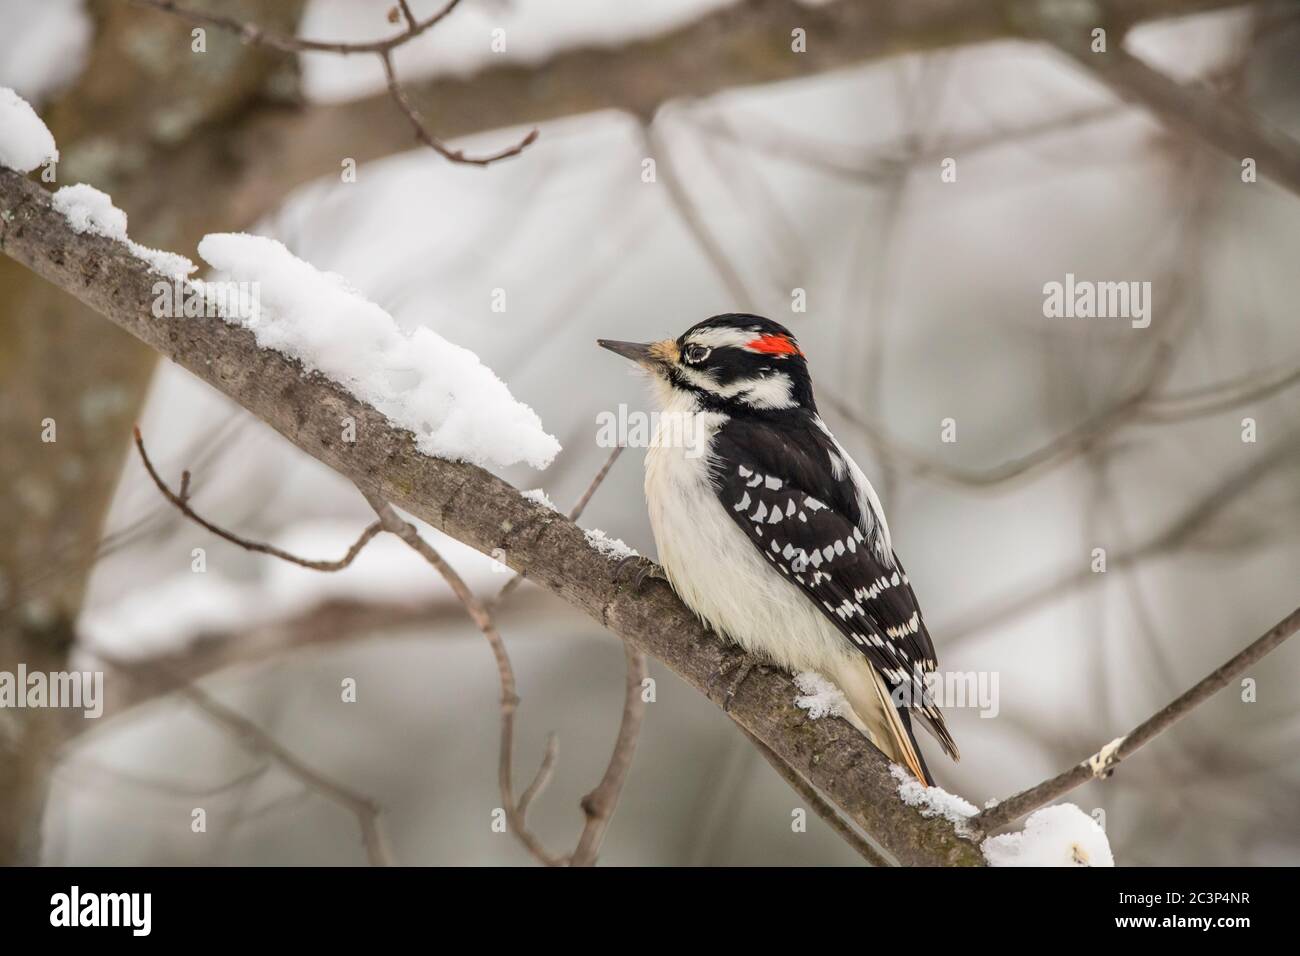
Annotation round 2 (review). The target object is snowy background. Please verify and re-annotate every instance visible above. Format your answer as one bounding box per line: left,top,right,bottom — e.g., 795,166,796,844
4,0,1298,865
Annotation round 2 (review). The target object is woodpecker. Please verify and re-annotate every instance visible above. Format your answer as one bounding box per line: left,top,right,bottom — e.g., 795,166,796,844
598,314,958,784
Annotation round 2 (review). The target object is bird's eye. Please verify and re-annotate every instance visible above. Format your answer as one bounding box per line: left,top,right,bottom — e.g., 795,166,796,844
684,344,711,364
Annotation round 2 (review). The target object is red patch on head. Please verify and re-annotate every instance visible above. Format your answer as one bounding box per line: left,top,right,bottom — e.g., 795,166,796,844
746,334,803,357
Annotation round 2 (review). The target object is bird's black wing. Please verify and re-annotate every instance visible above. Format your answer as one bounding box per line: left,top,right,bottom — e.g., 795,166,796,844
709,415,957,759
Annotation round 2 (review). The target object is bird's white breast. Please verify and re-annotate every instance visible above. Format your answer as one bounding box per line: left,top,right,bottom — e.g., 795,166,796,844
643,397,853,676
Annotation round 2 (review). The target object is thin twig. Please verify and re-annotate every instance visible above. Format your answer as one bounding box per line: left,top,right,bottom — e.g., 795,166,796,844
568,445,626,522
826,306,1188,491
93,652,396,866
134,427,382,570
58,757,272,802
362,494,565,866
642,119,755,310
942,437,1300,646
1028,14,1300,199
569,642,648,866
828,152,1230,493
1136,363,1300,422
516,733,559,818
133,0,461,55
974,605,1300,832
380,50,540,166
366,491,649,866
394,1,420,33
133,0,537,166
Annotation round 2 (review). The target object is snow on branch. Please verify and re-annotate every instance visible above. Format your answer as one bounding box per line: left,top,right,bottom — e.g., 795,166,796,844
583,528,639,562
982,805,1114,867
52,184,196,279
890,760,1118,867
195,232,559,470
793,671,852,721
0,87,58,173
1,114,559,472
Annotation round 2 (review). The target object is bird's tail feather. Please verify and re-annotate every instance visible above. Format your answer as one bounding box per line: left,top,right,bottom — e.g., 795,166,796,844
833,659,934,786
914,708,960,762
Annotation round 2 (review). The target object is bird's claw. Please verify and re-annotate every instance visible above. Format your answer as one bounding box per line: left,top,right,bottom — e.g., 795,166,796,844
708,649,756,712
614,554,667,591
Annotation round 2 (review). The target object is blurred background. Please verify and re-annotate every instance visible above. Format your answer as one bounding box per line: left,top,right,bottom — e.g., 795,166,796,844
1,0,1297,866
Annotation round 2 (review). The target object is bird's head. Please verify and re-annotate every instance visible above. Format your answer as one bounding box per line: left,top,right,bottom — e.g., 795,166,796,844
598,313,815,413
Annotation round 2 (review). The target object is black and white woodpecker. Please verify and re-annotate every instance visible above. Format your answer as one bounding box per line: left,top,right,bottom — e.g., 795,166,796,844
598,314,958,784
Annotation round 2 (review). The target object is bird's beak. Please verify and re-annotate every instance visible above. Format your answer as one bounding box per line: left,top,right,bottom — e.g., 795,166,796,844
597,339,656,365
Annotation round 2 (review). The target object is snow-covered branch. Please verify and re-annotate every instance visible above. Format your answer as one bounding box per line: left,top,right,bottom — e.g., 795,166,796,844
0,165,985,866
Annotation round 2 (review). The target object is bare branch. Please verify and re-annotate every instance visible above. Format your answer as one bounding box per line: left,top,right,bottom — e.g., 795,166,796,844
58,757,272,802
130,0,1253,241
567,446,627,524
394,1,420,33
132,0,538,167
132,0,461,56
379,50,539,166
133,427,383,571
975,605,1300,831
364,492,650,866
135,425,567,863
92,652,396,866
569,642,648,866
133,415,642,864
942,437,1300,646
362,493,566,866
641,120,756,310
1136,362,1300,422
1022,5,1300,197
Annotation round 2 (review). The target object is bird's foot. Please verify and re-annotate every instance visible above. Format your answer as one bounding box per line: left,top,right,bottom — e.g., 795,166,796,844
614,554,667,591
708,648,757,712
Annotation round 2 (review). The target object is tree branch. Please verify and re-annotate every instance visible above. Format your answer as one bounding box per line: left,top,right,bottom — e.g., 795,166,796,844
493,445,625,605
153,0,1250,233
132,412,646,864
92,651,396,866
133,427,383,570
975,604,1300,831
569,642,648,867
132,0,538,167
1019,1,1300,197
361,494,566,866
